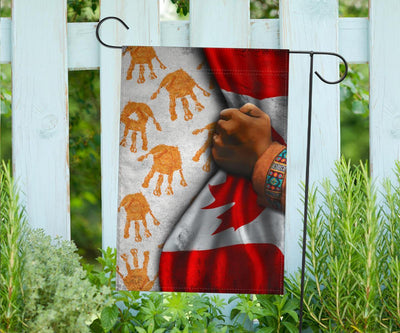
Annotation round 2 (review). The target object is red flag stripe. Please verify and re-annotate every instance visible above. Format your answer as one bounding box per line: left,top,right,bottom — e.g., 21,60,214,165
160,243,284,294
204,48,289,100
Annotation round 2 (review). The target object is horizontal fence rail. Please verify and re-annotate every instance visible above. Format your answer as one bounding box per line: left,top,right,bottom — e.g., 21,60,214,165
2,0,400,287
0,17,369,68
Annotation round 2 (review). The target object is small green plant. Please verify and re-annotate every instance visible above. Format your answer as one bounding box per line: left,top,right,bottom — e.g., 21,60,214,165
229,294,299,332
0,161,26,332
87,248,231,332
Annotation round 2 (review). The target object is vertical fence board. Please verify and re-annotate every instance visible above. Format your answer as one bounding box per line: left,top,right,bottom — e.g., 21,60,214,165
369,1,400,184
11,0,69,239
100,0,160,250
280,1,340,275
189,0,251,316
190,0,250,47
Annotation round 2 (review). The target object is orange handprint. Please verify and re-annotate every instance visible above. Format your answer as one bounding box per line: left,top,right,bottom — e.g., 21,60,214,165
138,144,187,196
122,46,167,83
118,192,160,242
117,249,157,291
151,69,210,121
120,102,162,153
192,122,216,172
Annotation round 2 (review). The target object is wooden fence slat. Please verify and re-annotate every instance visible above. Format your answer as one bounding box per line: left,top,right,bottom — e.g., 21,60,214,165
369,1,400,184
100,0,160,250
190,0,250,47
161,21,189,47
339,18,369,64
280,0,340,275
250,19,280,49
0,18,370,67
68,22,99,71
11,0,70,239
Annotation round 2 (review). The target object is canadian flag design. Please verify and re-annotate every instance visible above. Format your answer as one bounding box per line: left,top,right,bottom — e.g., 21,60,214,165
159,48,289,294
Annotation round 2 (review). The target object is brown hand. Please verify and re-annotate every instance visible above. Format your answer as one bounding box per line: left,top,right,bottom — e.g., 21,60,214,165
212,103,272,178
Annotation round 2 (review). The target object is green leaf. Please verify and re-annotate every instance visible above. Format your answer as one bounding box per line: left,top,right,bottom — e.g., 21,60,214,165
135,327,147,333
89,318,104,333
352,100,366,115
256,327,276,333
154,329,166,333
121,325,130,333
282,299,298,313
230,308,240,321
228,295,238,304
100,305,119,332
282,321,298,333
285,310,299,323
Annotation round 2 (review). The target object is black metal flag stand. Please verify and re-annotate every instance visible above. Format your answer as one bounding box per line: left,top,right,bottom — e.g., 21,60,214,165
288,51,348,332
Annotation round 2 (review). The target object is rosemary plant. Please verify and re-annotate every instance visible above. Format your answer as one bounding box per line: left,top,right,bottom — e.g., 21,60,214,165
381,163,400,329
287,159,383,332
0,161,26,332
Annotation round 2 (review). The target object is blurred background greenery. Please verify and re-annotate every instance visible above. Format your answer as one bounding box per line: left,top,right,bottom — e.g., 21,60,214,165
0,0,369,262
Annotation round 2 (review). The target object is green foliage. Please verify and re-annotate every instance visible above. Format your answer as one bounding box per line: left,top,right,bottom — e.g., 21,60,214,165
0,64,12,162
68,70,102,262
0,0,11,17
5,158,400,331
22,229,112,333
170,0,190,17
86,248,231,332
67,0,99,22
250,0,279,19
229,294,299,332
0,161,26,332
285,159,393,332
340,64,370,163
381,163,400,329
339,0,368,17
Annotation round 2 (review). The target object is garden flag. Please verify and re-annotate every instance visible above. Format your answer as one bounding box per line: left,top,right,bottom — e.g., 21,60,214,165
117,46,289,294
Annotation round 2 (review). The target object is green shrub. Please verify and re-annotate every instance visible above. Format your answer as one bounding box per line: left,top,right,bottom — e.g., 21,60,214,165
22,229,112,333
1,161,112,332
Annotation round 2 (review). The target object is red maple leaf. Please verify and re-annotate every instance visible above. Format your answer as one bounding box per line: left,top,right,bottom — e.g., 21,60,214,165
202,175,265,235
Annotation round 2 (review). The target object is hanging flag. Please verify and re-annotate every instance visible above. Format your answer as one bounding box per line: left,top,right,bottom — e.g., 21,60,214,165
117,46,289,294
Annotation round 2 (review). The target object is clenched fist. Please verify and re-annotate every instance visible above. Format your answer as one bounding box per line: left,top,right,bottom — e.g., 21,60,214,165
212,103,272,178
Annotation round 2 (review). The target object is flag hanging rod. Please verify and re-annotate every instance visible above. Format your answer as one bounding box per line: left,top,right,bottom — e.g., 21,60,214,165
287,51,347,333
95,15,349,333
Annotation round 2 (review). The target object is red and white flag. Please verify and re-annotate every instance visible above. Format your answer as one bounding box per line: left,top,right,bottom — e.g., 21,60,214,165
159,48,289,294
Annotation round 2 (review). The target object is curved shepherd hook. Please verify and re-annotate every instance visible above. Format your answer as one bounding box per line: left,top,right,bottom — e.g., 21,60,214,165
96,16,130,49
290,50,349,84
288,50,348,333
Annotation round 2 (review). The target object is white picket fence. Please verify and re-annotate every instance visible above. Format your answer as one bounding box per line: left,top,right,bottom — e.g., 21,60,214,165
0,0,399,277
